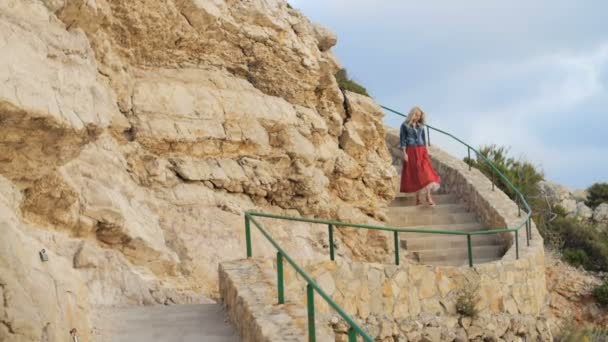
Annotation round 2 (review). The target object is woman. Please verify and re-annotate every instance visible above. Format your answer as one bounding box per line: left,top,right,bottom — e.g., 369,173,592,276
399,106,441,206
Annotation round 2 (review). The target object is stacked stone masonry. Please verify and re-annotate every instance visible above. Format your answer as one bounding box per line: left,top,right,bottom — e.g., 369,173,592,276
220,128,549,341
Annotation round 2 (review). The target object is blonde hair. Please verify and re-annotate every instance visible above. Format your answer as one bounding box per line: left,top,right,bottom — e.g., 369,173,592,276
406,106,426,126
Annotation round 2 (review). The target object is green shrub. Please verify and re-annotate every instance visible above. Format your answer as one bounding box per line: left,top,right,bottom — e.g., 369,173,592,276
586,182,608,209
335,69,370,97
594,280,608,307
455,283,479,318
557,326,608,342
550,216,608,272
464,145,608,272
562,249,591,269
464,145,543,201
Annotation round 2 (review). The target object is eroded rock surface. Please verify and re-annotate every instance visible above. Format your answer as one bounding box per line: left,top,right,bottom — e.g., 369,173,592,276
0,1,394,340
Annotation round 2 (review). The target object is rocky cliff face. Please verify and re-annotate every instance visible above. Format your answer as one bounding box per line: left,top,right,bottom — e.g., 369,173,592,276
0,1,396,340
538,180,608,228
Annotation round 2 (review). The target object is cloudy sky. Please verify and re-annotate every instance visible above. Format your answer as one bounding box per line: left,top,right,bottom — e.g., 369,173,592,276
290,0,608,190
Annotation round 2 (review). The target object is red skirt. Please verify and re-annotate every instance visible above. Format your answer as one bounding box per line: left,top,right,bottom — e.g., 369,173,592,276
400,146,441,193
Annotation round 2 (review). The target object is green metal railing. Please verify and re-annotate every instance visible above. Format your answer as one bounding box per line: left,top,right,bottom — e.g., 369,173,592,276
243,106,533,341
380,105,533,248
245,213,374,342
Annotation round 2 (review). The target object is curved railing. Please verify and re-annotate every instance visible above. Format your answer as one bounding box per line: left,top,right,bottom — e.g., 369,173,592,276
243,107,533,341
380,105,533,247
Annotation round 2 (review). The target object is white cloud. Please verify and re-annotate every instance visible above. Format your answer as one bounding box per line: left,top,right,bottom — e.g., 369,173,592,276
423,44,608,187
292,1,608,187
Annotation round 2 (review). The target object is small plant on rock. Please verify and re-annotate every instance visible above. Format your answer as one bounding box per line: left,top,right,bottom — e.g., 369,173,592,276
594,279,608,307
335,68,370,97
455,282,479,318
556,325,608,342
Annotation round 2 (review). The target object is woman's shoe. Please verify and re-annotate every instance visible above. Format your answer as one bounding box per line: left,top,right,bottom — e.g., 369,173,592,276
415,197,422,206
426,196,436,207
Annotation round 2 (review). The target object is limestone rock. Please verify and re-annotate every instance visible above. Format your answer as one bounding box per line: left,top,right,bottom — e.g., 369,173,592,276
0,0,115,184
0,176,90,342
0,1,398,341
59,136,179,275
73,242,100,269
545,252,607,328
537,181,580,215
574,202,593,220
559,198,578,215
313,24,338,52
538,181,574,203
593,203,608,223
572,189,589,202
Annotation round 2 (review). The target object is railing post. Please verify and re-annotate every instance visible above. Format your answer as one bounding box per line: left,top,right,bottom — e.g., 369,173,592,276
328,224,335,261
526,218,532,247
245,214,252,258
426,126,431,147
467,234,473,267
515,230,519,260
517,197,521,217
393,231,400,265
467,147,471,171
348,327,357,342
307,284,316,342
277,252,285,304
528,216,532,241
491,171,495,191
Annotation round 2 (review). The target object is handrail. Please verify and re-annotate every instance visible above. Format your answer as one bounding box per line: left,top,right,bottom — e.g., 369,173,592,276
380,105,532,245
243,107,534,341
245,213,374,342
245,211,520,341
248,211,516,236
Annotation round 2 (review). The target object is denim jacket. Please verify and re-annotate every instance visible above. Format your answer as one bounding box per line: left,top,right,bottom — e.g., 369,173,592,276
400,123,426,148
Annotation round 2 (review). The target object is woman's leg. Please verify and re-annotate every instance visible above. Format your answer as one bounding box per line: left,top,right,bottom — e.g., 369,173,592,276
426,188,435,206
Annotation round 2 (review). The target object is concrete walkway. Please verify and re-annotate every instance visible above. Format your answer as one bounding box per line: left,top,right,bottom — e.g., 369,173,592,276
93,304,238,342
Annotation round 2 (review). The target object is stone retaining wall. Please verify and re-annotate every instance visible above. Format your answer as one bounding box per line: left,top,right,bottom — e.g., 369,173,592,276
219,128,548,341
220,255,550,341
283,256,546,320
219,259,334,342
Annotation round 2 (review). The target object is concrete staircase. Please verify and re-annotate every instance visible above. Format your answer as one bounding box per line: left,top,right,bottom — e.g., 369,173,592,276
388,192,506,266
93,304,238,342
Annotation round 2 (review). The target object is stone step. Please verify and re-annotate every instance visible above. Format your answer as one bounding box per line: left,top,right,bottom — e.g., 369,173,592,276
95,304,238,342
390,194,459,207
412,245,505,263
387,203,467,215
388,212,477,227
394,223,486,238
401,234,500,250
424,257,500,267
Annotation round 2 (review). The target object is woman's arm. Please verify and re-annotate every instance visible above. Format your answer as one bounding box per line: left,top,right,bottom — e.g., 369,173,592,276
400,124,409,162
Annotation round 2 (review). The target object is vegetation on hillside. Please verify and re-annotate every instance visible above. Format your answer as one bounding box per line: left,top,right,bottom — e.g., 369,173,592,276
464,145,543,201
586,182,608,209
556,325,608,342
550,214,608,271
335,68,370,97
465,145,608,273
595,279,608,307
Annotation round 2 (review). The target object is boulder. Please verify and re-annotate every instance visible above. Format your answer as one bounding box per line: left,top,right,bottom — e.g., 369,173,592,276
574,202,593,220
538,181,573,203
593,203,608,223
